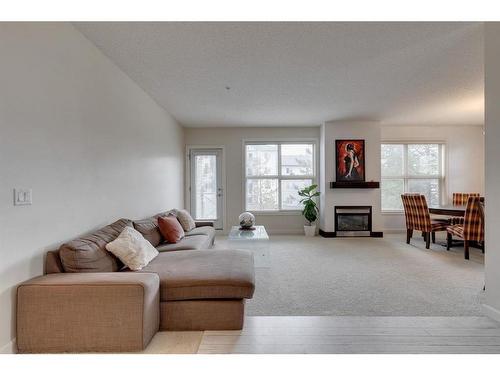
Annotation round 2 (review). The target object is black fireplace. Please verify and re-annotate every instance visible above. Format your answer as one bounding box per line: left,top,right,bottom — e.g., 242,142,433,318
334,206,372,237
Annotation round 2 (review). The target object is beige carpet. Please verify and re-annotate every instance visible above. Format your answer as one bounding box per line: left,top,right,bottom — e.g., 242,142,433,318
214,233,485,316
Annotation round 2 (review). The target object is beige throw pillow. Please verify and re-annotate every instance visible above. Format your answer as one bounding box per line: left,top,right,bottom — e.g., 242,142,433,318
173,209,196,232
105,227,159,271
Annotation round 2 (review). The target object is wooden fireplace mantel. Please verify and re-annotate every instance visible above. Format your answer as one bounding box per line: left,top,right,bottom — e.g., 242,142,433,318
319,229,383,238
329,181,380,189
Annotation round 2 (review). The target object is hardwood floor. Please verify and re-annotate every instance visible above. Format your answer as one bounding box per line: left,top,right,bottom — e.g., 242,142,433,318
143,316,500,354
141,331,203,354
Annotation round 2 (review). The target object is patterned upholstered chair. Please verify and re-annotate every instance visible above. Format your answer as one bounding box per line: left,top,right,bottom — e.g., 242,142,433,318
401,194,449,249
452,192,480,206
447,196,484,260
450,193,481,225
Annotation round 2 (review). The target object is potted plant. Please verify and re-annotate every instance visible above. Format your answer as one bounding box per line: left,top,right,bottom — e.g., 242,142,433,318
298,184,320,236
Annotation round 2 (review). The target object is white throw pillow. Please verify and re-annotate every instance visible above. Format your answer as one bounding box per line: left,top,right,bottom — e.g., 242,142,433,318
105,227,159,271
172,209,196,232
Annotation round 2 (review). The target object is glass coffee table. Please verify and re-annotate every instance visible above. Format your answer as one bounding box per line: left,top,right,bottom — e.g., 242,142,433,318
227,225,269,268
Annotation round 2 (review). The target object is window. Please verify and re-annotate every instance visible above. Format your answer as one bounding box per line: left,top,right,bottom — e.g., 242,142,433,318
381,143,445,211
245,142,316,211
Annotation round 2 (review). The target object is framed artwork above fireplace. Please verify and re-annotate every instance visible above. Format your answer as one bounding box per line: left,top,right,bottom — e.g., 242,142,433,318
335,139,365,182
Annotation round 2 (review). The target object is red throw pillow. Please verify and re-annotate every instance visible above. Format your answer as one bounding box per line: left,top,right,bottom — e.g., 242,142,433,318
158,216,185,243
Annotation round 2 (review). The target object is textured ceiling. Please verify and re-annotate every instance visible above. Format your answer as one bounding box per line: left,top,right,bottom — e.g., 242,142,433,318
75,22,484,127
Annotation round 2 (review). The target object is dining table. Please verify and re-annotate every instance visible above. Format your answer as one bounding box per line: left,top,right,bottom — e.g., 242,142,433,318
428,204,466,217
429,197,484,217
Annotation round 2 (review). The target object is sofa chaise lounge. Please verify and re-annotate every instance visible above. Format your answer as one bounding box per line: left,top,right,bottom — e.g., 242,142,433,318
16,212,255,353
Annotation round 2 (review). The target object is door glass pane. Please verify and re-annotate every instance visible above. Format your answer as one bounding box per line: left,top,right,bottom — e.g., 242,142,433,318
408,178,440,206
246,179,278,211
246,144,278,176
281,144,314,176
381,179,404,211
408,144,440,176
381,144,404,177
195,155,217,220
281,179,313,210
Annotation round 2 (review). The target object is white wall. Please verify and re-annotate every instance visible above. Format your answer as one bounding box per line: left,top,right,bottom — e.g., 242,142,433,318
0,23,184,352
319,124,327,230
381,125,485,232
320,121,382,233
484,23,500,320
184,127,320,234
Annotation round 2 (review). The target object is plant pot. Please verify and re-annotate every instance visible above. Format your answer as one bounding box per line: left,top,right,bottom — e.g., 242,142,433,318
304,224,316,237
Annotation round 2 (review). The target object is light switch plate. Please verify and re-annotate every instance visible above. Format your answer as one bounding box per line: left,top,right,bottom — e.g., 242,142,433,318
14,188,32,206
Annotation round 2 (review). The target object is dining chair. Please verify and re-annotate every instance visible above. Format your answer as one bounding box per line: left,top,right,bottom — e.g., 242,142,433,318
447,196,484,260
401,194,449,249
452,192,480,206
450,193,481,225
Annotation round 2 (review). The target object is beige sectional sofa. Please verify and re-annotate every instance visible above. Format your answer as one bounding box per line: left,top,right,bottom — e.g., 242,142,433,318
16,212,255,353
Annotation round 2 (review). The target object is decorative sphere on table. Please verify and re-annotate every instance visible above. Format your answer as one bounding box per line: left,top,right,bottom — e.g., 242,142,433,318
239,212,255,229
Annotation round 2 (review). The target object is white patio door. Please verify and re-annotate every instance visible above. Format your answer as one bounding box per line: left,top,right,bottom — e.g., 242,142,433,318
189,148,224,229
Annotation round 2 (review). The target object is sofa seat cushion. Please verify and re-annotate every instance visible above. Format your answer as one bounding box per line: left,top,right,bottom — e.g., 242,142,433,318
184,226,215,248
138,250,255,301
185,226,214,237
155,235,211,252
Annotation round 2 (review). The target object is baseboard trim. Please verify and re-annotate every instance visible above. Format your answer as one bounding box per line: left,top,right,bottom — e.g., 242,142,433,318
318,229,336,237
267,229,304,235
0,338,16,354
482,304,500,323
319,230,383,238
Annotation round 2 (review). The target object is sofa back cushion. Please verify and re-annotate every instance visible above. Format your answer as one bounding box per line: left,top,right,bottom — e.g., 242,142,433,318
45,250,64,274
133,217,162,247
133,211,172,247
59,218,132,273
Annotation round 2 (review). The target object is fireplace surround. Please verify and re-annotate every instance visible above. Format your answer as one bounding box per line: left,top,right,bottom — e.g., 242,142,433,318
319,206,382,238
335,206,372,237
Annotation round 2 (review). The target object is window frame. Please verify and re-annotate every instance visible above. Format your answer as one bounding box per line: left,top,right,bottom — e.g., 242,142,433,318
243,139,318,214
381,141,446,213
